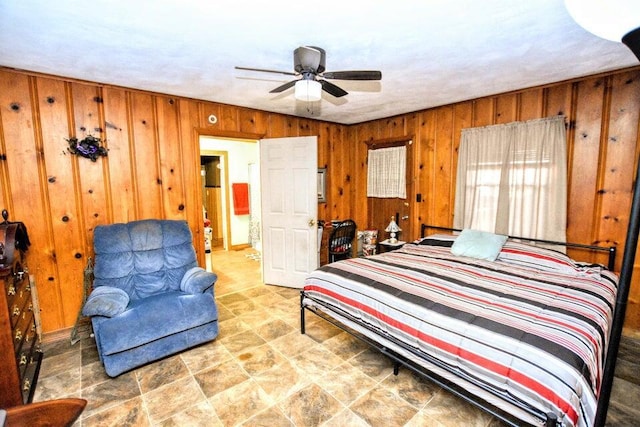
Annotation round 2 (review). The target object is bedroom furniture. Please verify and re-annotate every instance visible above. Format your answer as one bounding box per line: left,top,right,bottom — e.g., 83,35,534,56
384,216,402,243
0,211,42,408
301,224,622,427
327,219,357,263
82,219,219,377
2,398,86,427
378,239,405,253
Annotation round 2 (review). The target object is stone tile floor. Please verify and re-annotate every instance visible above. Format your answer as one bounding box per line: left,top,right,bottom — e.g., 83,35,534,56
34,248,640,426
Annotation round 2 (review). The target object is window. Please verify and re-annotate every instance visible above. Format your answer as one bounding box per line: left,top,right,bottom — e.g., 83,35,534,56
453,116,567,242
367,145,407,199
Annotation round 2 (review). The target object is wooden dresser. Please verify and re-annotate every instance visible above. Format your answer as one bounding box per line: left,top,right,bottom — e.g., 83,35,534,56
0,213,42,408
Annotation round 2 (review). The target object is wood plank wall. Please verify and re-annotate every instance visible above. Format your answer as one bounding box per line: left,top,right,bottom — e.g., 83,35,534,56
1,66,639,335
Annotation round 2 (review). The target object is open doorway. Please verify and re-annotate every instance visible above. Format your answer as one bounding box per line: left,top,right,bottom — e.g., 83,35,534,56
201,155,225,252
200,137,261,271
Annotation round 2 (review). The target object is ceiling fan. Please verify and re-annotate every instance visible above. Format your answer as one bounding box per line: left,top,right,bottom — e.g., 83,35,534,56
235,46,382,101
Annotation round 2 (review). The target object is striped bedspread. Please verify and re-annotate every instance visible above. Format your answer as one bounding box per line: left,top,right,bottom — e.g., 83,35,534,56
303,236,618,427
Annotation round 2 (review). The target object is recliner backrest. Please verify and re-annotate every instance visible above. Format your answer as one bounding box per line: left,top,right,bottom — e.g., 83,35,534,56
93,219,198,300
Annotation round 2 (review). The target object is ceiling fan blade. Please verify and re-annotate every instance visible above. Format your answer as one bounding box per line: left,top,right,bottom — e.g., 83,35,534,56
235,66,297,77
322,70,382,81
320,80,348,98
269,80,297,93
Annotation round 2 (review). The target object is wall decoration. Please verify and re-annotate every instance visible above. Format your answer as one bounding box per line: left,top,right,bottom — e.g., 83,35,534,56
66,135,108,161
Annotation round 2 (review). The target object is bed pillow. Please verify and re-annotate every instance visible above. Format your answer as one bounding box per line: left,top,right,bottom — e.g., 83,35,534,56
497,241,578,274
450,229,507,261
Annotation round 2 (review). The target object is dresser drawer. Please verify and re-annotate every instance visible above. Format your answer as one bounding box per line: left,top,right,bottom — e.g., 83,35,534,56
4,263,26,303
8,283,31,330
18,327,39,380
13,310,35,357
21,349,42,404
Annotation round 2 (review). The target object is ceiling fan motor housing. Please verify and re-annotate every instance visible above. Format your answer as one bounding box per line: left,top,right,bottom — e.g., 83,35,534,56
294,46,326,74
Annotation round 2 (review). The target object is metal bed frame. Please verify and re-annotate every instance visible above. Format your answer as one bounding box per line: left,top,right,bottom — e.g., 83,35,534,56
301,223,631,427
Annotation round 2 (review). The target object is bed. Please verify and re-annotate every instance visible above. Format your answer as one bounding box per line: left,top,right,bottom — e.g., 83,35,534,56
300,225,621,427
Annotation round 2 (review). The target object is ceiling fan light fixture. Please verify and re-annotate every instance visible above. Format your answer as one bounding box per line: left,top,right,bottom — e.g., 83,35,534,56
295,79,322,102
564,0,640,59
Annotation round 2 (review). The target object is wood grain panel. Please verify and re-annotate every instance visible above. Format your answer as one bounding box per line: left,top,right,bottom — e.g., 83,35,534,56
404,114,419,239
354,124,376,228
407,112,431,227
217,104,239,132
433,106,455,225
450,102,473,226
283,116,298,137
239,107,268,135
568,76,606,244
36,77,86,327
317,123,330,223
598,72,640,266
179,99,206,262
102,86,135,224
518,88,544,121
349,126,368,230
383,116,405,139
70,82,109,252
544,83,573,117
330,125,347,221
156,96,186,220
495,93,517,124
129,92,162,219
472,97,494,127
0,71,63,330
267,114,287,137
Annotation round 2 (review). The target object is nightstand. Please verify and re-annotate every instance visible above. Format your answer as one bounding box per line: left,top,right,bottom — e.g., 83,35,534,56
378,239,406,253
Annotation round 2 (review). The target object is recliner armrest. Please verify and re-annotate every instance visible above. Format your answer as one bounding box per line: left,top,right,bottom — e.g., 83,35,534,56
180,267,217,294
82,286,130,317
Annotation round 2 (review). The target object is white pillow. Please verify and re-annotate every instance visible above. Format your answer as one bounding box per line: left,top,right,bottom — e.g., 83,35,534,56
451,229,508,261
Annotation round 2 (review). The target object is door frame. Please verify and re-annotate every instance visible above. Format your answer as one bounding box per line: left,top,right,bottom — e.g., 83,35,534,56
200,150,230,250
194,129,265,259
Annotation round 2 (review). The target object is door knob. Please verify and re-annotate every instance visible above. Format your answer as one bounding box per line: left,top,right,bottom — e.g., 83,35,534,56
308,219,316,227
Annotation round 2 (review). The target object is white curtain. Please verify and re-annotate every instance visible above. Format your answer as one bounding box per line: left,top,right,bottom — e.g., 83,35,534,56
453,116,567,241
367,145,407,198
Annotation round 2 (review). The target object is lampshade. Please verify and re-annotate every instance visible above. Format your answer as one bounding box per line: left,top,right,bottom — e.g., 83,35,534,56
294,79,322,102
564,0,640,42
385,218,401,233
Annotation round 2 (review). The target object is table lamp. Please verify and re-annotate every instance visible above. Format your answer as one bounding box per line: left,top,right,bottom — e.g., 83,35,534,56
385,216,401,244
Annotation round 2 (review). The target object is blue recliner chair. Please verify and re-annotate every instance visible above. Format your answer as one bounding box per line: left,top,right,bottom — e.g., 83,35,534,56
82,219,219,377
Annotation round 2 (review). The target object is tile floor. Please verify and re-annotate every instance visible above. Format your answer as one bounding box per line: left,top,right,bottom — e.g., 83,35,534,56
33,248,640,426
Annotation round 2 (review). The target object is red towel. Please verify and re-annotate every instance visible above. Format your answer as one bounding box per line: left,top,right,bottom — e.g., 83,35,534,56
232,183,250,215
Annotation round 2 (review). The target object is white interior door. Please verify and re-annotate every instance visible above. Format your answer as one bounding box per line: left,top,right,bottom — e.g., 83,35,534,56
260,136,318,288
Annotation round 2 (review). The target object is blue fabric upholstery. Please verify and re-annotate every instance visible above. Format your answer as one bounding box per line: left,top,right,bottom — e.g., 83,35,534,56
82,286,129,317
85,219,219,377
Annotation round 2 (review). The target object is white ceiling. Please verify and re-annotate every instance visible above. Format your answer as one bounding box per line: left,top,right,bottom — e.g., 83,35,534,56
1,0,637,125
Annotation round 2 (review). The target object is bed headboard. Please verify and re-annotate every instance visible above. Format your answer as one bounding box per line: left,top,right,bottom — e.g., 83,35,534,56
420,224,617,271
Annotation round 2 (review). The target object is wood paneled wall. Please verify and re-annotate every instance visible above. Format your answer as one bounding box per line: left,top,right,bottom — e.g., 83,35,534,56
1,65,640,334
